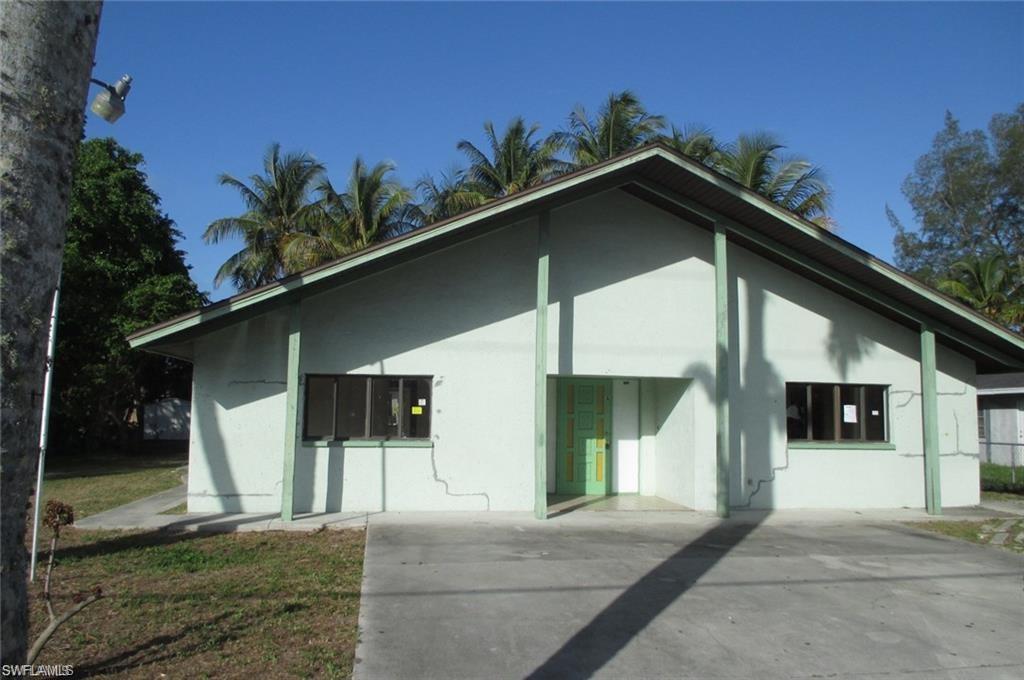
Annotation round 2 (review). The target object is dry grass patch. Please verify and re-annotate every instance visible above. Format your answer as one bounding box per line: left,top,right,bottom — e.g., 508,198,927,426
29,527,365,678
907,518,1024,554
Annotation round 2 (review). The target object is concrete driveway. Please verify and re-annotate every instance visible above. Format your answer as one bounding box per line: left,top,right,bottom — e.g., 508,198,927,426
354,512,1023,680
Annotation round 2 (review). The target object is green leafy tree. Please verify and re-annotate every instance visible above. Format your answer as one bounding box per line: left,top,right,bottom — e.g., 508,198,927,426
53,138,205,452
890,106,1024,283
716,132,832,223
457,117,569,198
282,158,417,270
937,254,1023,328
556,90,666,169
204,143,325,289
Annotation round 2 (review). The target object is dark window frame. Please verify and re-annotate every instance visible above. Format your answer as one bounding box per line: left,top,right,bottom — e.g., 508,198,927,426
303,374,432,441
786,382,889,443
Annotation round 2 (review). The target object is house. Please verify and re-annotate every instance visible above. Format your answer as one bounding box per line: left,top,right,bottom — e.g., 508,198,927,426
128,144,1024,519
977,372,1024,467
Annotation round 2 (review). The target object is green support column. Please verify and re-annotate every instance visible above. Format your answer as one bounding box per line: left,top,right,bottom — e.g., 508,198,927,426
714,223,731,518
534,212,550,520
281,302,302,522
920,326,942,515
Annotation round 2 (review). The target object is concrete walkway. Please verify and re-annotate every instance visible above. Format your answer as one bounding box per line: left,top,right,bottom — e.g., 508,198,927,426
73,486,368,532
354,513,1024,680
74,484,186,529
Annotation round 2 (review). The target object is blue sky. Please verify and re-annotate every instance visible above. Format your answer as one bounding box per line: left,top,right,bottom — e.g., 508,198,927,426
85,1,1024,301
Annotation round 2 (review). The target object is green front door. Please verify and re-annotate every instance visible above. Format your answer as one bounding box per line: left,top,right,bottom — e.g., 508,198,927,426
556,378,612,495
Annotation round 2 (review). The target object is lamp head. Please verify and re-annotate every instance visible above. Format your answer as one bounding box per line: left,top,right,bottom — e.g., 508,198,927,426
90,75,132,123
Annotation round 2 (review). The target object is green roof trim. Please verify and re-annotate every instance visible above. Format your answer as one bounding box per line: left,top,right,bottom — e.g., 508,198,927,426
127,147,660,350
128,144,1024,371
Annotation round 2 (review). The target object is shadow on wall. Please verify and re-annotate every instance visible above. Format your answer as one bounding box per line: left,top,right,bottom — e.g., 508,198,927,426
680,247,907,510
289,191,708,512
197,313,293,512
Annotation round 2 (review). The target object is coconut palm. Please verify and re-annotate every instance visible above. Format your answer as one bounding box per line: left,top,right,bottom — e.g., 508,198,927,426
415,166,487,224
715,132,832,223
663,123,723,167
556,91,666,169
457,117,570,198
937,254,1022,325
204,143,325,289
282,157,417,271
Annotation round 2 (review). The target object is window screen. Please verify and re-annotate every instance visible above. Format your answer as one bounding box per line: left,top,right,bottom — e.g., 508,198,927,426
304,376,336,439
304,375,432,440
336,376,368,439
786,383,888,443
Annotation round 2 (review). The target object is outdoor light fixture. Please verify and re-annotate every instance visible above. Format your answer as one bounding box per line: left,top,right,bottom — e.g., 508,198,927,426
89,74,132,123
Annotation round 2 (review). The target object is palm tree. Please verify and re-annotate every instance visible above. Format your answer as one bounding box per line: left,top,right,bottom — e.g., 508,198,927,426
937,254,1021,325
415,166,487,224
663,123,722,167
715,132,832,223
204,143,325,289
557,91,666,169
282,157,417,271
457,117,569,198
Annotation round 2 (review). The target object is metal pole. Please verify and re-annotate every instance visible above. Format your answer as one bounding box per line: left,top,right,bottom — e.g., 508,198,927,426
30,271,62,581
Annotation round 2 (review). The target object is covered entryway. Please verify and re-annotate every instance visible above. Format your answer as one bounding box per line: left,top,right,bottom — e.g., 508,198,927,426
547,376,696,513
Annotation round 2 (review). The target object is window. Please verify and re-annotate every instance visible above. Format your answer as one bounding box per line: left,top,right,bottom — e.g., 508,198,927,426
786,383,888,443
304,375,431,440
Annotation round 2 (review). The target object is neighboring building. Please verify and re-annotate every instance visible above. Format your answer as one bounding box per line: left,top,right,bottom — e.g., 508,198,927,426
142,397,191,441
128,145,1024,519
977,372,1024,467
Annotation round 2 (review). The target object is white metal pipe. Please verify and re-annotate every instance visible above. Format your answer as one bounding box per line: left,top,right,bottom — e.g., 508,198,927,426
29,271,61,582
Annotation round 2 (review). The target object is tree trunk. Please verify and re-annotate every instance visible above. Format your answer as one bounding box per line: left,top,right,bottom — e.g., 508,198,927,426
0,1,102,664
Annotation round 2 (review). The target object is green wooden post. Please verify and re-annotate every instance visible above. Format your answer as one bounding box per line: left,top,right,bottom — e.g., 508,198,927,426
534,212,550,520
715,223,731,518
920,326,942,515
281,302,302,522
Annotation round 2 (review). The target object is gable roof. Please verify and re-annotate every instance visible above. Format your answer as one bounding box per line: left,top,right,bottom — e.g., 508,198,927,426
129,143,1024,373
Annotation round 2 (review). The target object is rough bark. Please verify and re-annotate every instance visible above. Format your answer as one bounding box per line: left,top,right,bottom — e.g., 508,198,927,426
0,0,102,664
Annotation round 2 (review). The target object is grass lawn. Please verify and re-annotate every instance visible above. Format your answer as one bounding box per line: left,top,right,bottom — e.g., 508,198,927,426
30,527,365,677
38,452,187,518
979,462,1024,495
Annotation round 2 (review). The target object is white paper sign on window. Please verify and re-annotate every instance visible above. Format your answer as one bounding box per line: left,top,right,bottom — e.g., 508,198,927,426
843,404,858,423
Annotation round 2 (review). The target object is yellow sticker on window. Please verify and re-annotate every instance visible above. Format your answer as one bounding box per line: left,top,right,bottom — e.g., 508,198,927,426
411,406,423,415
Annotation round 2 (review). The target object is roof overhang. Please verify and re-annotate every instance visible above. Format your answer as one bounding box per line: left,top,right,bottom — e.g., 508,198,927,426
977,388,1024,397
129,144,1024,373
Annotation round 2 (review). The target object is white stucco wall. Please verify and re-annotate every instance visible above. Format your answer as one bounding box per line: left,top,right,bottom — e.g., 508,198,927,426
294,218,538,512
728,245,979,509
186,188,981,513
654,379,695,507
188,311,290,512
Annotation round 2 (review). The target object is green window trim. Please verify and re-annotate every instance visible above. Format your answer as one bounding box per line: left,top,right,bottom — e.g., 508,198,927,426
787,441,897,451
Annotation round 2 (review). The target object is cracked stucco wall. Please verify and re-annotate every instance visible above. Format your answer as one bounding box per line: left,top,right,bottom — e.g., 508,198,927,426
729,245,979,510
187,310,290,512
183,188,981,513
